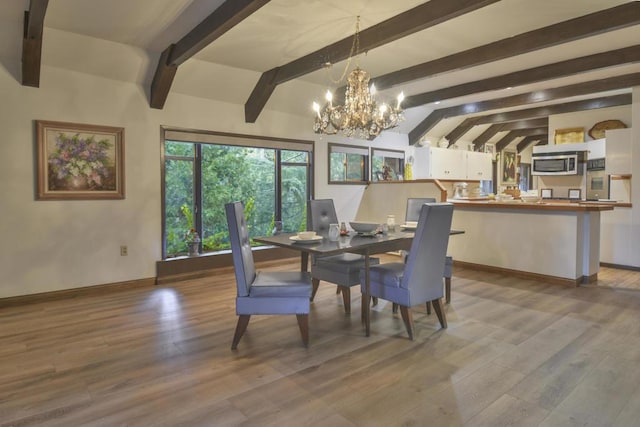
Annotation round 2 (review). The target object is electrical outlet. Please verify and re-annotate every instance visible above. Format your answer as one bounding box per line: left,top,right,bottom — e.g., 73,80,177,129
120,245,128,256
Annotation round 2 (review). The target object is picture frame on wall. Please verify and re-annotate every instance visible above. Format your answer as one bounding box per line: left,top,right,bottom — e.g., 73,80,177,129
501,150,517,184
554,127,584,145
36,120,125,200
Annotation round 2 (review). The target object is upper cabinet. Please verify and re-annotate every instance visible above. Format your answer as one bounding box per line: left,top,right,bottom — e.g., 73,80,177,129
605,128,632,175
466,151,493,180
413,147,492,181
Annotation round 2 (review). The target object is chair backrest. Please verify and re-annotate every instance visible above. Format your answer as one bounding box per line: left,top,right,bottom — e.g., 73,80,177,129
225,202,256,297
405,197,436,222
403,203,454,299
309,199,339,235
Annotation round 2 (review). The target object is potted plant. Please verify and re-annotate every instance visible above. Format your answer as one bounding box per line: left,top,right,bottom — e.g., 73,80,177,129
185,227,201,257
181,204,200,256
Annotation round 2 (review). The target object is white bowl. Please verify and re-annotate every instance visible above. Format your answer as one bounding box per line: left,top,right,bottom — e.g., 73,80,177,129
495,194,514,202
521,195,541,203
297,231,317,240
404,221,418,228
349,221,378,233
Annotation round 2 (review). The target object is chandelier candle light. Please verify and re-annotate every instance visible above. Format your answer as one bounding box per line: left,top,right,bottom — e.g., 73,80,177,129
312,17,404,140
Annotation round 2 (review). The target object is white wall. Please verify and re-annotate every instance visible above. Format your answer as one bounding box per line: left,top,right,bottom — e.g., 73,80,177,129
0,36,408,298
548,105,632,144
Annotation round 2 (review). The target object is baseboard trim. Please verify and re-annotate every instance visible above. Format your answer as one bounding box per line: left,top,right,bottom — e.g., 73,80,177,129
454,260,582,287
600,262,640,272
0,277,157,308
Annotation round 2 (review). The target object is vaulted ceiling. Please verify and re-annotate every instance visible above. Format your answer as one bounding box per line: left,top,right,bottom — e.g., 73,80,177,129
8,0,640,151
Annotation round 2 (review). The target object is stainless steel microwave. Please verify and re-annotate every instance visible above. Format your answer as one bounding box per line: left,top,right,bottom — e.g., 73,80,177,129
532,153,582,176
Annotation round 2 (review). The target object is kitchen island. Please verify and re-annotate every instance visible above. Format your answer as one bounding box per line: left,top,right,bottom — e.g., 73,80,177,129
448,200,615,285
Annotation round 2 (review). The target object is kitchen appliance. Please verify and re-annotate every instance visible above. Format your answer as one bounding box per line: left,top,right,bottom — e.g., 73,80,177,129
453,182,469,199
586,157,609,200
532,152,583,176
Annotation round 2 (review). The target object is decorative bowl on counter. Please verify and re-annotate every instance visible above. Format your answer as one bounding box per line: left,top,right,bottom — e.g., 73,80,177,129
495,194,514,202
349,221,379,233
521,195,542,203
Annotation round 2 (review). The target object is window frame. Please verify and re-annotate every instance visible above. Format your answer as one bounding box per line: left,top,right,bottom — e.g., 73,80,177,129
371,148,405,182
327,142,370,185
161,127,314,259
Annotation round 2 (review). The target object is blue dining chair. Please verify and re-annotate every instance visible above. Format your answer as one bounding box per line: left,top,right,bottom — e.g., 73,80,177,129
308,199,379,314
361,203,454,339
406,197,454,309
225,202,312,349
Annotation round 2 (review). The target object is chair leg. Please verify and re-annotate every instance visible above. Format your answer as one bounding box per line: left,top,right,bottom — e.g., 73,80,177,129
336,286,341,294
341,287,351,314
231,315,251,350
392,303,398,314
296,314,309,347
399,306,414,340
445,277,451,304
426,301,432,315
431,298,447,329
311,278,320,301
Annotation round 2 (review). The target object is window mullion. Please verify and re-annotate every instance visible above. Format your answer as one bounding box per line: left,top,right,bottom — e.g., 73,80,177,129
194,144,203,247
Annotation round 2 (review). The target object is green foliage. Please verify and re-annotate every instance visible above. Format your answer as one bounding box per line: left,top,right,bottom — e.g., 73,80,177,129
164,141,309,258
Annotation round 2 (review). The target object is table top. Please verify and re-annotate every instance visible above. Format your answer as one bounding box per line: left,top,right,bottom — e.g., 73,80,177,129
254,229,464,256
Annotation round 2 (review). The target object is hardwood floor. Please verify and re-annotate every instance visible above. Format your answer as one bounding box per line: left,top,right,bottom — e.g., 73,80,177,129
2,260,640,426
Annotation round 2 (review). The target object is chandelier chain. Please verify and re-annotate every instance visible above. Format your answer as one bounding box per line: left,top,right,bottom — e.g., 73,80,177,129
326,16,361,85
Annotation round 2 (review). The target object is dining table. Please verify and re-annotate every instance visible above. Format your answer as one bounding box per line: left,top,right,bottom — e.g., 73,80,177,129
253,227,464,337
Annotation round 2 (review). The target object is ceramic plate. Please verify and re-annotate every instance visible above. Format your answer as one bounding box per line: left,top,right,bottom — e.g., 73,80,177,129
289,235,323,244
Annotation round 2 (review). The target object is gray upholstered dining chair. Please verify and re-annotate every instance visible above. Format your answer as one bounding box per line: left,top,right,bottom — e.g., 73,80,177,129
406,197,454,308
308,199,379,314
361,203,454,339
225,202,312,349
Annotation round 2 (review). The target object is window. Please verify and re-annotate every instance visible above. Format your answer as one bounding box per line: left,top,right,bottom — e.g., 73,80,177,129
371,148,405,181
162,129,313,259
328,143,369,184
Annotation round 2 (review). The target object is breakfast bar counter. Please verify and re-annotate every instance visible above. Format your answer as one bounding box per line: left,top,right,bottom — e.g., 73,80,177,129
447,200,615,285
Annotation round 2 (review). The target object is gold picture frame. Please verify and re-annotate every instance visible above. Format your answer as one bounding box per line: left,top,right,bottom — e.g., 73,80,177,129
36,120,125,200
554,127,584,145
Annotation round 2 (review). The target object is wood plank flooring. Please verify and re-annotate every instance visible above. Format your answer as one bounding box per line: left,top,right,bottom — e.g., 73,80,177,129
2,260,640,426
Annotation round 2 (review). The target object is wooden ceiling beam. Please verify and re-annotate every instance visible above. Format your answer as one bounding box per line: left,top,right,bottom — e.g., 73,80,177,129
244,0,501,123
495,128,548,152
404,45,640,108
410,72,640,145
444,94,631,145
150,0,271,109
22,0,49,87
373,2,640,92
517,135,546,153
472,119,549,150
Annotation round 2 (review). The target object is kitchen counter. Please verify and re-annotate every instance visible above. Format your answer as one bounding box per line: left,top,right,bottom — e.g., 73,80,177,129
448,200,614,285
449,199,616,212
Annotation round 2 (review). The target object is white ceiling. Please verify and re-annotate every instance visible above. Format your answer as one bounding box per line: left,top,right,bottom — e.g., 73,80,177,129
3,0,639,146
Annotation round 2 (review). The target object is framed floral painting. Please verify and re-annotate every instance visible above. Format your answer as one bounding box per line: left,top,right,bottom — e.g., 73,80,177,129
36,120,125,200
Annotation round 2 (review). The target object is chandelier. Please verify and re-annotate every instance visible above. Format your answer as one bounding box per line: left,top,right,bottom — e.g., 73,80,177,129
312,17,404,140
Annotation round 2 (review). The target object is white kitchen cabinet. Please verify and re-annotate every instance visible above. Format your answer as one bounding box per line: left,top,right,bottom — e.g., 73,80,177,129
465,151,492,180
413,147,467,180
413,147,492,181
605,128,632,175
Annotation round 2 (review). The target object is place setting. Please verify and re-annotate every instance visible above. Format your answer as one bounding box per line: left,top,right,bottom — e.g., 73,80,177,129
289,230,323,244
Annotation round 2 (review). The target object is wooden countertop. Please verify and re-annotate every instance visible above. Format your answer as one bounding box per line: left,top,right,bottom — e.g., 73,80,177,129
450,199,616,212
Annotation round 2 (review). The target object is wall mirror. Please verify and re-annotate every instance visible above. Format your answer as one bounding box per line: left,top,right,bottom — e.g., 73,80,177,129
371,148,405,181
327,143,369,185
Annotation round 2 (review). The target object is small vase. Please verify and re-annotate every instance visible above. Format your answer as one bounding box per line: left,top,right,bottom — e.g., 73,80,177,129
187,241,200,257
